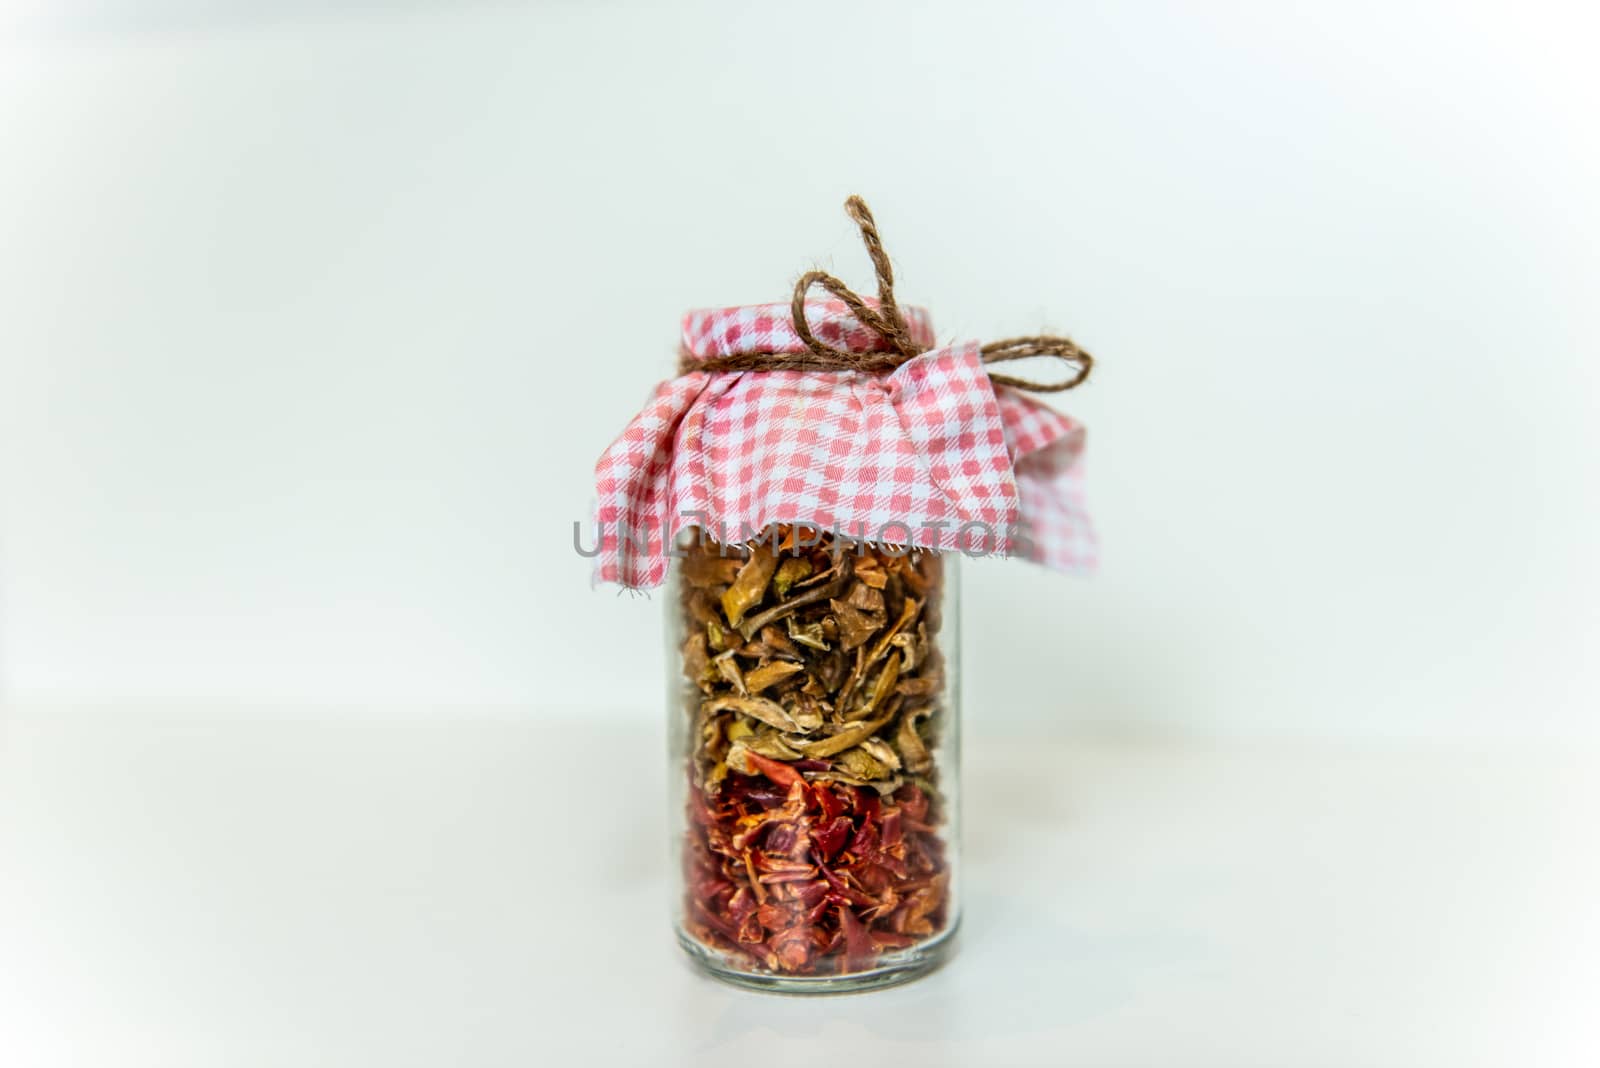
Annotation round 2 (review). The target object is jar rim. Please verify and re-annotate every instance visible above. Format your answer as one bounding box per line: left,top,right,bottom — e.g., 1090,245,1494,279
679,299,936,362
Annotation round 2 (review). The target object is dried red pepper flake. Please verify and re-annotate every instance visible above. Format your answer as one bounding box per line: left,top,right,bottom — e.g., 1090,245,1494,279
812,815,853,861
837,902,875,974
683,770,949,975
815,784,846,822
744,750,804,788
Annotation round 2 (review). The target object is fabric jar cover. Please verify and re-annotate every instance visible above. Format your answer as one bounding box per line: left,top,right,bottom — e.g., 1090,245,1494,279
591,298,1094,588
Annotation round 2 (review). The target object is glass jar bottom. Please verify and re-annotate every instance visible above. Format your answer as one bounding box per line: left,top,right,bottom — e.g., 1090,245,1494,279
675,921,959,995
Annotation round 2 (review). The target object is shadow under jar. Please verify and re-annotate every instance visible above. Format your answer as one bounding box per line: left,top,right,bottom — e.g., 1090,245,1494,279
666,525,960,993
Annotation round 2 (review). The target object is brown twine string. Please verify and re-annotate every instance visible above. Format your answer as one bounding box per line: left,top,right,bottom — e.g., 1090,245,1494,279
679,195,1094,393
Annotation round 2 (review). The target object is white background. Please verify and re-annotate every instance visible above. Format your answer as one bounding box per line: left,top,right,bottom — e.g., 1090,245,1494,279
3,0,1597,740
3,3,1599,1066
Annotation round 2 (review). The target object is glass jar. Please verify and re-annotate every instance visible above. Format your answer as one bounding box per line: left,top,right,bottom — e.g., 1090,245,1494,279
666,524,960,993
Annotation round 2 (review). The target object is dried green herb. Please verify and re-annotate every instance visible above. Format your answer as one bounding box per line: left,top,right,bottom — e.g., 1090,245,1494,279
720,543,779,628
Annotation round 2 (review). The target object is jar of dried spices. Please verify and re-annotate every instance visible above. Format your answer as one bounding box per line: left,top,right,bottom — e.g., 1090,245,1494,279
591,197,1095,993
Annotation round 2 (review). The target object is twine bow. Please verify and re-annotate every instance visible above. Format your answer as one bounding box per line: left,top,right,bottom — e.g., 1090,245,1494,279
683,195,1093,393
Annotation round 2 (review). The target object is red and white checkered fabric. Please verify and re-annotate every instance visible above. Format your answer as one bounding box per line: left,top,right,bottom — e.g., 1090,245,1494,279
592,300,1094,587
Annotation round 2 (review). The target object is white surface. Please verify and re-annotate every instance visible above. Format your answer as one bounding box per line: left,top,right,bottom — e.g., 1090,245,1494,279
3,706,1596,1067
2,2,1598,740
